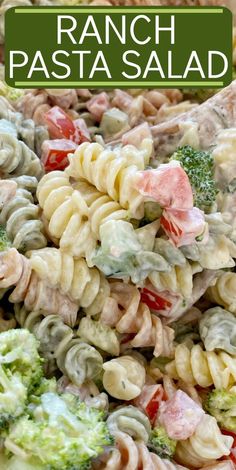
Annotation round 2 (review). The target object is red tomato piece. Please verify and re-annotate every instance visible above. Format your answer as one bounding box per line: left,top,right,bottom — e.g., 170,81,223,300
44,106,82,144
141,287,172,311
134,384,165,424
146,388,164,423
73,118,91,143
161,207,209,248
41,139,78,172
134,161,193,210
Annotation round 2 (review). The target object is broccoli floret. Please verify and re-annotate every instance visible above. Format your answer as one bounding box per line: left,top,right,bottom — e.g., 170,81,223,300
0,329,43,392
204,389,236,432
0,226,11,252
0,329,44,431
171,145,218,211
0,365,27,430
148,425,176,459
5,392,113,470
33,378,57,396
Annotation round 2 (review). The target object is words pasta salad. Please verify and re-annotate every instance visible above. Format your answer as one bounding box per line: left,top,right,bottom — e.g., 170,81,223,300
0,1,236,469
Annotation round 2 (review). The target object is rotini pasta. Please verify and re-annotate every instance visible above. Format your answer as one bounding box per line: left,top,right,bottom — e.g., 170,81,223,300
175,414,233,468
149,260,203,299
27,247,110,315
36,171,128,263
74,179,128,236
0,248,78,326
78,316,120,356
199,306,236,355
0,132,43,179
165,343,236,389
107,406,151,443
103,355,146,400
14,307,103,385
207,271,236,314
65,140,152,218
0,179,47,252
92,431,188,470
101,282,175,357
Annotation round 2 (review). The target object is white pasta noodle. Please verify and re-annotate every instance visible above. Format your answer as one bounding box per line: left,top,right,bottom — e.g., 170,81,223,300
65,140,152,218
101,282,175,357
27,247,110,315
74,180,128,236
175,415,233,468
207,271,236,314
197,234,236,270
36,171,95,260
36,171,128,264
166,343,236,389
149,260,202,299
103,355,146,400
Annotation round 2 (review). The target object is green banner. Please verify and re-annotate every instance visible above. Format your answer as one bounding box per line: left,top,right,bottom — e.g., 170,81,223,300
5,6,232,88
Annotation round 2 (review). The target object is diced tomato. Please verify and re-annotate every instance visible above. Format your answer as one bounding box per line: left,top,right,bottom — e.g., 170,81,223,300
146,388,164,423
73,118,91,143
161,207,209,248
44,106,82,144
134,384,165,424
41,139,78,172
160,214,182,238
141,287,172,311
134,161,193,210
221,430,236,464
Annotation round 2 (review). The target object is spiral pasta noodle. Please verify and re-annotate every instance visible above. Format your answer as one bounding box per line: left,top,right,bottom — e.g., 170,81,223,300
14,307,103,385
101,282,175,357
92,431,188,470
199,306,236,355
149,260,202,299
0,179,47,252
0,248,78,326
175,414,233,468
207,271,236,314
36,171,128,263
66,140,152,218
165,343,236,389
28,247,110,315
103,355,146,400
74,180,128,236
106,406,151,443
0,132,43,179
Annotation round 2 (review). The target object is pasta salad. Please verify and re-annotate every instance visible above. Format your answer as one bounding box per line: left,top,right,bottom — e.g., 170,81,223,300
0,1,236,469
